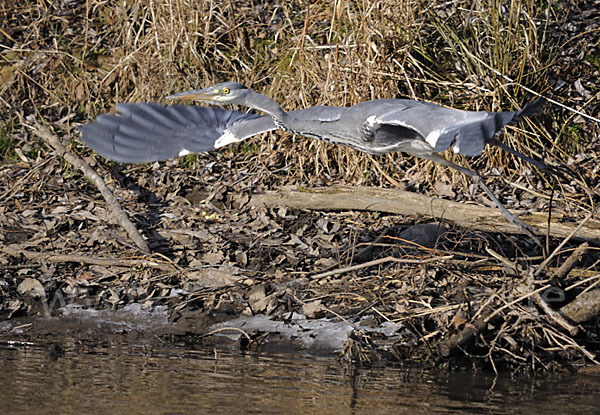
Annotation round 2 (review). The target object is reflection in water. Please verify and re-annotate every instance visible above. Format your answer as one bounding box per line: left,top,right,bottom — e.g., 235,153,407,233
0,340,599,415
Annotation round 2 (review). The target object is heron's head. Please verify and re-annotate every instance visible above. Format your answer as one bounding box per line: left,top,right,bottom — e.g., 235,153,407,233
167,82,251,105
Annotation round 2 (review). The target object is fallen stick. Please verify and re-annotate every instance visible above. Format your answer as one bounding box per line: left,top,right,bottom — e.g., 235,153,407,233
553,242,589,279
31,124,150,253
310,255,453,279
439,317,488,357
1,244,173,271
242,185,600,241
532,213,593,278
440,285,600,357
534,290,579,336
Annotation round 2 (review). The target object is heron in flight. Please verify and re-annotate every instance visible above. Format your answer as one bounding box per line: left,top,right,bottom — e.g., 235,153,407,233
80,81,547,242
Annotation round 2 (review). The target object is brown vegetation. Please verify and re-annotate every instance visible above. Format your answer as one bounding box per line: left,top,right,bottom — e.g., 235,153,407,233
1,0,599,373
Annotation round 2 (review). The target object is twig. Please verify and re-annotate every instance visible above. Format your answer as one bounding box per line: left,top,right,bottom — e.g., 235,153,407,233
438,295,497,357
0,158,52,202
310,255,453,279
533,291,578,336
488,68,600,124
533,213,593,278
1,244,172,271
485,247,519,274
484,284,552,323
30,123,150,253
351,228,391,263
541,325,599,365
553,242,589,279
203,327,252,342
370,156,405,188
565,274,600,292
439,314,489,357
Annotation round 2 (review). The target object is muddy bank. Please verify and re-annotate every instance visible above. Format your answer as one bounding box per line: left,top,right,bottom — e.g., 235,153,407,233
2,152,600,372
1,303,401,358
2,192,599,373
1,139,600,371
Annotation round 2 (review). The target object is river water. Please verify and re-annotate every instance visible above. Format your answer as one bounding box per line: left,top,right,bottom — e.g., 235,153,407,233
1,337,599,415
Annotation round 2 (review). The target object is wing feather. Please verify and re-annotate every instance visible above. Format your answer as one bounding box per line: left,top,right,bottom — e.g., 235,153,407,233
79,103,271,163
376,99,542,157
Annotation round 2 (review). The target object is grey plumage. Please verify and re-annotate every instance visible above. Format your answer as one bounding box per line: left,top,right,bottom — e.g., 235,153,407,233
79,102,273,163
80,82,543,166
251,97,543,161
79,81,547,242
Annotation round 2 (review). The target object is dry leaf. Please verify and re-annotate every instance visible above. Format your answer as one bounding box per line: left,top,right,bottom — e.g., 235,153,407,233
17,278,46,299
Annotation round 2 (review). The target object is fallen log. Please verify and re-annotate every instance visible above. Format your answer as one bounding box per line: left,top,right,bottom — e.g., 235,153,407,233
241,185,600,242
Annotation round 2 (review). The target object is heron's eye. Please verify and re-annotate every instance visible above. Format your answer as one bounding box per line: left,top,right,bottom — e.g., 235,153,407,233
222,88,230,94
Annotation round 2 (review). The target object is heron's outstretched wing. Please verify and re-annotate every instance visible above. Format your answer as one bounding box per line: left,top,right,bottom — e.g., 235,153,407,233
375,98,544,157
79,103,277,163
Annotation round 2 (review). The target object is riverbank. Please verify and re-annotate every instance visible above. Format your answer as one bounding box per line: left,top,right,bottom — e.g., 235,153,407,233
1,0,599,373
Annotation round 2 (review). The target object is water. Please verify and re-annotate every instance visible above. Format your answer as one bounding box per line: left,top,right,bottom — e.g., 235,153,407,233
1,339,599,415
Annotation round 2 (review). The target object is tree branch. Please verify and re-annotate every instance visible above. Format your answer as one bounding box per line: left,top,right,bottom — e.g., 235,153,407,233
32,124,150,253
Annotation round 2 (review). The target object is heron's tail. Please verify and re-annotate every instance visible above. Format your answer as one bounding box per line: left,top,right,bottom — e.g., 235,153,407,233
448,98,545,157
485,97,555,172
509,97,545,126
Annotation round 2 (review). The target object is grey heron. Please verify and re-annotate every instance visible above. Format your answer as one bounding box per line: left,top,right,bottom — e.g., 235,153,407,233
79,81,548,242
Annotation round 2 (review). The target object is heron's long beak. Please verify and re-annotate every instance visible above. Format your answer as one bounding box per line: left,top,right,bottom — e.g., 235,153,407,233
167,89,214,101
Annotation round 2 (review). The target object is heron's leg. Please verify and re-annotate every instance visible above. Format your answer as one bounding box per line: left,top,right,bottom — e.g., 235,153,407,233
418,152,543,247
487,137,575,183
487,137,551,172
